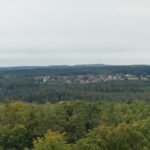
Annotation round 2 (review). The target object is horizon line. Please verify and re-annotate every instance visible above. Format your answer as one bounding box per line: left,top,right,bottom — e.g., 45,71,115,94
0,63,150,68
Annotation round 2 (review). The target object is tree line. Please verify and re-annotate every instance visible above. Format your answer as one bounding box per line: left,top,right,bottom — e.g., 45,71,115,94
1,75,150,103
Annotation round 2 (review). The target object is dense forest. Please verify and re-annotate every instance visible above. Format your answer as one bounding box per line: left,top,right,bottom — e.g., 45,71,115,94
0,65,150,149
0,65,150,103
0,101,150,150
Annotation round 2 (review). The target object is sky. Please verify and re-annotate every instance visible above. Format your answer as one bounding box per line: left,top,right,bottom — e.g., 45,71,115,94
0,0,150,66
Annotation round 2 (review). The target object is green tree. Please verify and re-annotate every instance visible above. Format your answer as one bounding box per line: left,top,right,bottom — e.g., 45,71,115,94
0,124,28,150
76,123,150,150
32,130,70,150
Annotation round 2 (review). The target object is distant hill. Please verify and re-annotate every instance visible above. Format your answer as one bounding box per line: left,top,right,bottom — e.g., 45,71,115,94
74,64,106,68
0,64,150,103
0,64,150,76
0,64,106,70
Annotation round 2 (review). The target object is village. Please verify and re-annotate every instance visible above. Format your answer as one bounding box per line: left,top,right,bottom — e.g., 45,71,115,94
35,73,150,84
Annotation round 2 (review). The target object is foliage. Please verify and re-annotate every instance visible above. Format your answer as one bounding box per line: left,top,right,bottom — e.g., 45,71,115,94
32,130,68,150
0,101,149,150
1,66,150,102
75,122,150,150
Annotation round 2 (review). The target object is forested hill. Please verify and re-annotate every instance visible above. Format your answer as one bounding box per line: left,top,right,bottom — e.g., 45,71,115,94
0,64,150,76
0,65,150,103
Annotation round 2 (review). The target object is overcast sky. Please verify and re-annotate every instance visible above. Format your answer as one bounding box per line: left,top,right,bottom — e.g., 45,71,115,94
0,0,150,66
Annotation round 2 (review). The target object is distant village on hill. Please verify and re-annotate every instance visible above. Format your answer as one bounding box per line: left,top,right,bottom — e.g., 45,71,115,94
35,73,150,84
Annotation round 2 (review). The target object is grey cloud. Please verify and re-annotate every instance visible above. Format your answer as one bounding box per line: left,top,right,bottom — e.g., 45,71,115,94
0,0,150,66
